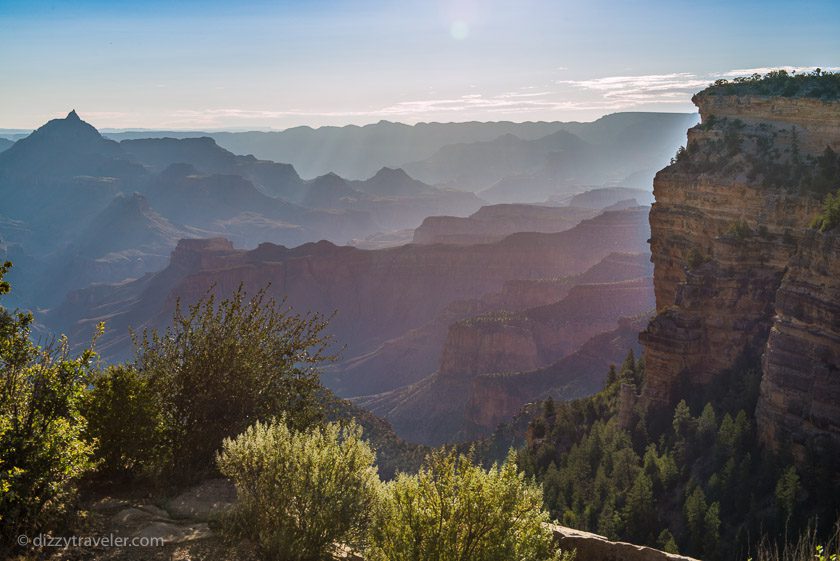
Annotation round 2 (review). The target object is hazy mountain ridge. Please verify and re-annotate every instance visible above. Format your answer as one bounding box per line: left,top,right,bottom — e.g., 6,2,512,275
401,112,698,202
97,113,697,191
0,112,485,307
102,120,584,179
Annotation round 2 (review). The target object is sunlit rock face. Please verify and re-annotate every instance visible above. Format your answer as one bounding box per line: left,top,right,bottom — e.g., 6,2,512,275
640,92,840,458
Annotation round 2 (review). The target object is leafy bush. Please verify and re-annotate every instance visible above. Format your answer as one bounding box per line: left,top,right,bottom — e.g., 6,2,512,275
84,364,164,479
131,285,333,483
217,418,379,561
0,262,97,551
811,189,840,232
369,449,568,561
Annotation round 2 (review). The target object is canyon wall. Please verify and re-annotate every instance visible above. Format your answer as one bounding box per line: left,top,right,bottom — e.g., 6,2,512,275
641,91,840,457
756,229,840,459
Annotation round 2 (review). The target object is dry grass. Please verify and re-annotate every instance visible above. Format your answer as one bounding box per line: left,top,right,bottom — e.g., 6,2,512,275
749,521,840,561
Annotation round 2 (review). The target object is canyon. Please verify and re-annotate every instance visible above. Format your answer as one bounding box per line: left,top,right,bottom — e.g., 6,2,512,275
50,208,652,384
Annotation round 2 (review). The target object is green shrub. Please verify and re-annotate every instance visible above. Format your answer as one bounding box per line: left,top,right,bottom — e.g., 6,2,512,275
84,364,164,479
0,262,97,551
133,285,333,483
811,189,840,232
217,418,379,561
369,449,568,561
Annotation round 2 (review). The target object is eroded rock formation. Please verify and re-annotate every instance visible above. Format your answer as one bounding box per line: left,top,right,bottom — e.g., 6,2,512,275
413,204,598,245
640,91,840,457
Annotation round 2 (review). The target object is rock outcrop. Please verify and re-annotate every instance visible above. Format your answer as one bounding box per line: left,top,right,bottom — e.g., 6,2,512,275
640,90,840,456
551,525,699,561
413,204,598,245
464,316,649,434
441,277,654,379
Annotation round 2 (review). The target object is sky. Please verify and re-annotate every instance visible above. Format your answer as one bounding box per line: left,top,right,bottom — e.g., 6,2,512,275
0,0,838,131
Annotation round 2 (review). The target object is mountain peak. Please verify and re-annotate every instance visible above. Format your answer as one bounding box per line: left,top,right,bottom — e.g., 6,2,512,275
372,166,410,180
0,108,123,174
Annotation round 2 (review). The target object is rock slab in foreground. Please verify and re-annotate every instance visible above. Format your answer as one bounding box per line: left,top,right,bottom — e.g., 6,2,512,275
551,524,700,561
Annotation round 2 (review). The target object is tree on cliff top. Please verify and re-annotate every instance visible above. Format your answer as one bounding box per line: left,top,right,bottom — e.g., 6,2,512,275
699,69,840,100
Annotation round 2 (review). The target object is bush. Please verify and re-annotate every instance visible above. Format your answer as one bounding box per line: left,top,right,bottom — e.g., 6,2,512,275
369,449,568,561
0,262,97,551
132,285,333,483
84,365,164,479
811,189,840,232
217,418,379,561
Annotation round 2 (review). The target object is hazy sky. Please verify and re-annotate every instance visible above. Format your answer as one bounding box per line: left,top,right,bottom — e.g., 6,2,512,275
1,0,838,130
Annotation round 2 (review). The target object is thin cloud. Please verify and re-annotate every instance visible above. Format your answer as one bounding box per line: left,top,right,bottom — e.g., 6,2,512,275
131,66,837,128
557,73,707,105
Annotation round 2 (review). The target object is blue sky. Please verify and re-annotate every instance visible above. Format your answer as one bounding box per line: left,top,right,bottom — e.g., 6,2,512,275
0,0,837,130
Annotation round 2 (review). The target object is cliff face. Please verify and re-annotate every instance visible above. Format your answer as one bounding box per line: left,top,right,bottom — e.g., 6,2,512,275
439,317,542,376
465,316,648,435
440,277,654,380
641,92,840,456
691,94,840,154
756,229,840,459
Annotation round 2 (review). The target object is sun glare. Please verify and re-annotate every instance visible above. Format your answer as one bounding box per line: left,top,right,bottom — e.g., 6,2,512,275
450,20,470,40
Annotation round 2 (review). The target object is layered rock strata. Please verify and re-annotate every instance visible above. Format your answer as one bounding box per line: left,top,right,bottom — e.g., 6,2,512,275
641,91,840,455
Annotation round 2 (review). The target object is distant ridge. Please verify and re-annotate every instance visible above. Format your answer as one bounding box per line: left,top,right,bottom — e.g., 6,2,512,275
102,112,698,180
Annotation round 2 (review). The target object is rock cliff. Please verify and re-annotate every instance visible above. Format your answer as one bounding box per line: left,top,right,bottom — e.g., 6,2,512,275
441,277,654,379
756,228,840,460
640,90,840,456
413,204,598,245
